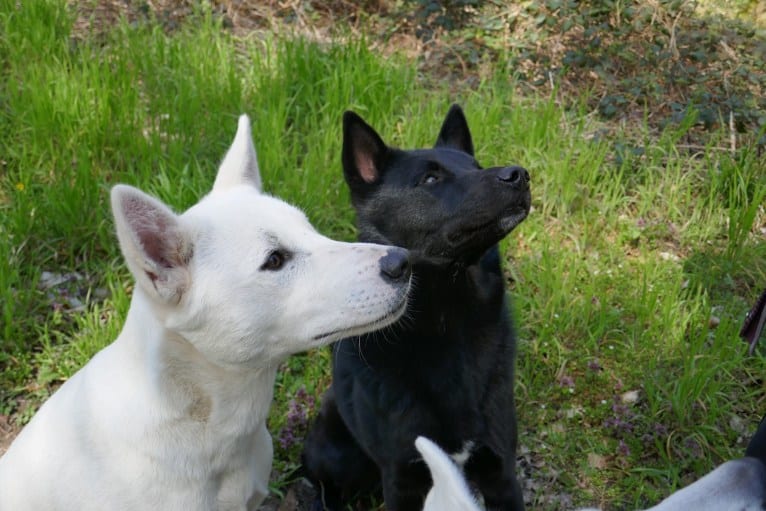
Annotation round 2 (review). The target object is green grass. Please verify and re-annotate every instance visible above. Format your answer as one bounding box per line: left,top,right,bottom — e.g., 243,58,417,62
1,1,766,509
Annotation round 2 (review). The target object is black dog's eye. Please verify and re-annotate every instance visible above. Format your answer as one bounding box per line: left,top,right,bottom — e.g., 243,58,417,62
261,250,288,271
420,173,440,185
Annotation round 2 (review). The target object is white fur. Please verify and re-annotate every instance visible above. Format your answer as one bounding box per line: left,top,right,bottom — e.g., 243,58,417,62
417,438,766,511
417,436,482,511
579,458,766,511
641,457,766,511
0,115,410,511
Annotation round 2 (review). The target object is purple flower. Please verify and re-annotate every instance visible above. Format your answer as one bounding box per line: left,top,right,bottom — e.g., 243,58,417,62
684,437,702,458
277,386,315,451
278,430,295,450
603,395,636,437
617,440,631,457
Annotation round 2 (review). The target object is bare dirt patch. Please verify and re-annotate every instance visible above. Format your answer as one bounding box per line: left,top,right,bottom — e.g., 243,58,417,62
0,415,20,457
68,0,766,152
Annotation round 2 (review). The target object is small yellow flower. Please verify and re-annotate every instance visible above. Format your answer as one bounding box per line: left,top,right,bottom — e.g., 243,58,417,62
15,182,24,191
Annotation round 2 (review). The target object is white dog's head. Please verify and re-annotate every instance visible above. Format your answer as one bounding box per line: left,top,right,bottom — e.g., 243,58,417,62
111,115,411,368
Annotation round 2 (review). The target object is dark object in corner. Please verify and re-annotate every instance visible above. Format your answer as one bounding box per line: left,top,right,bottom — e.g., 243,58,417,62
741,288,766,355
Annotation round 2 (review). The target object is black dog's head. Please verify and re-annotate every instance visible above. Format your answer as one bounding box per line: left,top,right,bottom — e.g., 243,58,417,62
342,104,531,266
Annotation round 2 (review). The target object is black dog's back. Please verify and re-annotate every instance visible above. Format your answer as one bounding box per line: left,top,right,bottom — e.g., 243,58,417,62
302,105,530,511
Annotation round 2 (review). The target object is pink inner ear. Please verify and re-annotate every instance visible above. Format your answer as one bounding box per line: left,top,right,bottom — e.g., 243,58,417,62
355,151,378,183
137,222,173,268
123,194,183,268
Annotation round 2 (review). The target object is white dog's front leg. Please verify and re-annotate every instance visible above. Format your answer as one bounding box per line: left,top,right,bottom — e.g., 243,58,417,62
218,424,273,511
248,424,273,510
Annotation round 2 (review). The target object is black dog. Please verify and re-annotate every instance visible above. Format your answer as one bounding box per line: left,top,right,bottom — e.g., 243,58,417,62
302,105,531,511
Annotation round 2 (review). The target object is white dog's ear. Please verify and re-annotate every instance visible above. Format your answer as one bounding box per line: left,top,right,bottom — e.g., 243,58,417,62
111,185,192,305
415,436,481,511
213,114,262,193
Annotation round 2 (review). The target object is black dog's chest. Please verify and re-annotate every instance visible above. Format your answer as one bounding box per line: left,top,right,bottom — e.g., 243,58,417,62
335,347,489,448
332,261,514,452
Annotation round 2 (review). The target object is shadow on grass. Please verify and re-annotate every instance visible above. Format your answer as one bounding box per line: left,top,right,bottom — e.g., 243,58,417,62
683,241,766,309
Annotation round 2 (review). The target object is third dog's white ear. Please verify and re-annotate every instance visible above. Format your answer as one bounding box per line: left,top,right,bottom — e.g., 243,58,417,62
416,437,482,511
111,185,192,305
213,114,263,193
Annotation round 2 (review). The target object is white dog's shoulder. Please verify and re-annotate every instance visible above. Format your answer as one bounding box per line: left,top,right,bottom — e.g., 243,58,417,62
643,457,766,511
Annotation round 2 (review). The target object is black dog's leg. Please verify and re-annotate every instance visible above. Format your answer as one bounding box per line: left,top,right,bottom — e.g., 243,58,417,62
380,460,431,511
465,446,524,511
302,388,379,511
479,472,524,511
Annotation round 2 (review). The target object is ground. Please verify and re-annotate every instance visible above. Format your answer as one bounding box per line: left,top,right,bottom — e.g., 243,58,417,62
0,0,766,511
0,414,13,457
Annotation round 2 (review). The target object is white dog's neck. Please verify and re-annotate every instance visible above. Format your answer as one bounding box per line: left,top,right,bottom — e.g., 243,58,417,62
116,289,277,432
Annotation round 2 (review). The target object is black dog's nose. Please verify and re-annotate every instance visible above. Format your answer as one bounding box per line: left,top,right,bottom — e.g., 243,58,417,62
497,166,530,185
379,248,411,282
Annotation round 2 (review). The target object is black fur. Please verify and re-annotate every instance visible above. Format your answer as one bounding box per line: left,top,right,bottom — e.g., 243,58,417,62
746,414,766,462
302,105,531,511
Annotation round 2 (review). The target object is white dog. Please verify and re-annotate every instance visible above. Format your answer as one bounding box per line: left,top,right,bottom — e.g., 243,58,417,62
416,418,766,511
0,115,411,511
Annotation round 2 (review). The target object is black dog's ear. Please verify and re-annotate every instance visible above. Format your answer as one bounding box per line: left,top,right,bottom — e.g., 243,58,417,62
342,111,389,191
434,104,474,156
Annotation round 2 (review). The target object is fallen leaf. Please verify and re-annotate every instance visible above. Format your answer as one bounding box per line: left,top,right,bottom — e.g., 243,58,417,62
587,453,607,469
621,390,639,404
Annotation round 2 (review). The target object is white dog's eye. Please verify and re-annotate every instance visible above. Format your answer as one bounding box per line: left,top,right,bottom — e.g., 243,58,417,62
261,250,288,271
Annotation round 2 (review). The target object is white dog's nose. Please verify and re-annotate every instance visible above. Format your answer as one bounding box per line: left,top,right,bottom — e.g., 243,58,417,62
379,247,411,282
